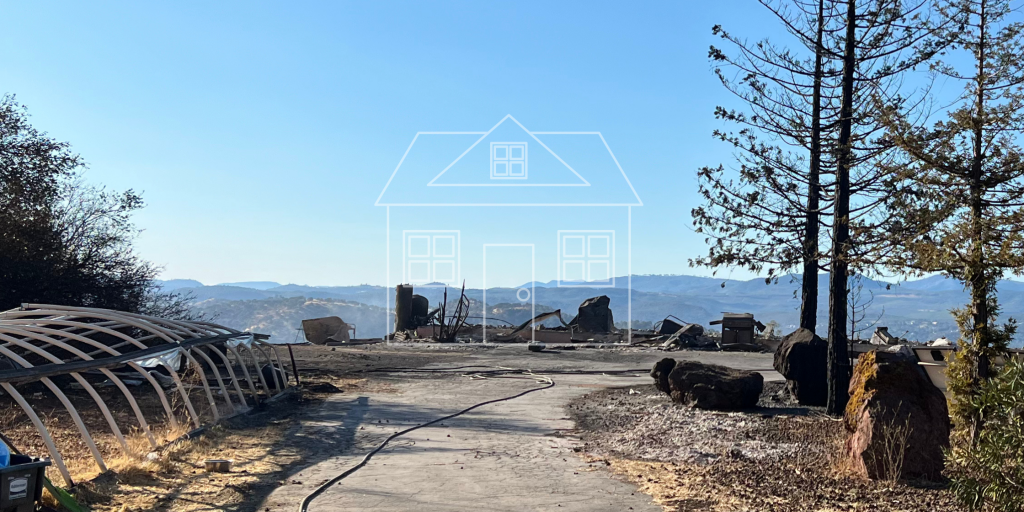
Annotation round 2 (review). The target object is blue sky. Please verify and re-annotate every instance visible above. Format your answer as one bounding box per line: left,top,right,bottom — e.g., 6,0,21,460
1,1,793,286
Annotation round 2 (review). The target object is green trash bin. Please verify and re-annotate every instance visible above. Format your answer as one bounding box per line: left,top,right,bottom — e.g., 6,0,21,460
1,456,50,512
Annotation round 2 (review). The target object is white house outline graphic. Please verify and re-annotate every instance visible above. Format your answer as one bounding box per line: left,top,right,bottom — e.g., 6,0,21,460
376,115,642,342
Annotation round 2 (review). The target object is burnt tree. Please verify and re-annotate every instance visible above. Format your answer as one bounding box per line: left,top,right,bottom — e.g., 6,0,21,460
694,0,843,332
825,0,946,416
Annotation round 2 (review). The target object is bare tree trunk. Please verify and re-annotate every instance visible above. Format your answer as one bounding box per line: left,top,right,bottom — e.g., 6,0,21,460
827,0,856,417
800,0,827,333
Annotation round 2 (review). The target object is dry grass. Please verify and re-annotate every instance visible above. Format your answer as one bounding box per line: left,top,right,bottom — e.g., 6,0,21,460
874,411,913,484
40,420,300,512
3,344,451,511
0,377,301,511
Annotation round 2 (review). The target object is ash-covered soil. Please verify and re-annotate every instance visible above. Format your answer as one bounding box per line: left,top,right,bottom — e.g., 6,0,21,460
567,382,816,465
567,383,964,512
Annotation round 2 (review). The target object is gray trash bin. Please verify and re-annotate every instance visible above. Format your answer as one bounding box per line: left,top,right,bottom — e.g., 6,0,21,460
1,456,50,512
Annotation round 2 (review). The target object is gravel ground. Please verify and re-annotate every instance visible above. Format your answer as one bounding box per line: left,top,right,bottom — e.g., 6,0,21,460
567,383,965,512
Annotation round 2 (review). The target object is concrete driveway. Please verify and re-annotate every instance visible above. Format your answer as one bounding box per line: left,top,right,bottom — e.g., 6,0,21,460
262,347,780,512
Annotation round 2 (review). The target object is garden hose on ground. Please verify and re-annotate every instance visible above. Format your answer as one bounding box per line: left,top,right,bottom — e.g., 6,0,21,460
298,371,555,512
298,365,651,512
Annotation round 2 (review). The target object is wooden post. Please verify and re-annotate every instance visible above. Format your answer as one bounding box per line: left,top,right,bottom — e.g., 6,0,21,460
394,284,413,334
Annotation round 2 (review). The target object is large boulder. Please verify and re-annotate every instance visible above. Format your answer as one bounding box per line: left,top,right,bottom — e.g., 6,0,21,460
773,328,827,406
650,358,676,393
844,351,950,481
652,360,763,410
569,296,614,334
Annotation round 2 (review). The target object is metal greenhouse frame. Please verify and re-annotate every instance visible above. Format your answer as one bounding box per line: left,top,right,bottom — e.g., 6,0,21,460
0,304,290,486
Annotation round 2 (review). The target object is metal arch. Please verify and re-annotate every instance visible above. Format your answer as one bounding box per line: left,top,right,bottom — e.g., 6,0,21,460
3,309,207,429
205,345,251,409
8,307,181,345
242,344,274,396
0,345,108,473
177,348,220,422
252,343,282,393
1,383,73,486
20,305,238,342
189,348,235,414
0,305,274,484
228,345,262,402
0,332,131,454
266,344,290,390
6,323,182,431
194,321,242,334
161,359,203,430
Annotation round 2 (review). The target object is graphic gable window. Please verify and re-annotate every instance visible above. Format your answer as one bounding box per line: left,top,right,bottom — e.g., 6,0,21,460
558,231,614,287
404,231,459,286
490,142,527,179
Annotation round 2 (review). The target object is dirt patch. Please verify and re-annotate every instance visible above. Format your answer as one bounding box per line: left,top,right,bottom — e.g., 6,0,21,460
567,385,963,512
68,398,305,512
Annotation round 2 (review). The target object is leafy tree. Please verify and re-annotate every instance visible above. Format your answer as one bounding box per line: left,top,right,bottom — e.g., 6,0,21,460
946,353,1024,511
0,95,77,308
882,0,1024,360
880,0,1024,506
0,94,190,317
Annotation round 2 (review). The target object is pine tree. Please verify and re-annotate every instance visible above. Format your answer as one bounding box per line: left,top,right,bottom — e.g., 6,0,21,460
824,0,944,415
693,0,843,332
880,0,1024,504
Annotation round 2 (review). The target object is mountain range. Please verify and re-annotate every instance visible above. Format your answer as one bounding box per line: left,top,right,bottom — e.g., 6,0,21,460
158,274,1024,347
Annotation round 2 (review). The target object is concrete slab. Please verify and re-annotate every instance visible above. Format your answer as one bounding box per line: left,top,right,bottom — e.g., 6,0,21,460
263,347,780,511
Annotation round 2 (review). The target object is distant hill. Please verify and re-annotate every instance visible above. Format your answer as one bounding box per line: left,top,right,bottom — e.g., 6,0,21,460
193,297,391,343
156,279,205,291
215,281,282,290
164,274,1024,345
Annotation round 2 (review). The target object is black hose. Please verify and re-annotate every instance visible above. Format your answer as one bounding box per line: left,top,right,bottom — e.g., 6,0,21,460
297,377,556,512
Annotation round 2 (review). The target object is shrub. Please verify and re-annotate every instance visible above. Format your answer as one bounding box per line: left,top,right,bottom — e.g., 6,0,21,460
946,304,1024,511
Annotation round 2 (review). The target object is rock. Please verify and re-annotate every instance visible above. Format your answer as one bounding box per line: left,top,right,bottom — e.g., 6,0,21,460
844,351,950,481
662,360,763,410
651,358,676,393
680,323,705,337
568,296,614,334
773,328,827,406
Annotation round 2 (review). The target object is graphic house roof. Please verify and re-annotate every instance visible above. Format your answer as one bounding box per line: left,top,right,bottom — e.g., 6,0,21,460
376,115,642,206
